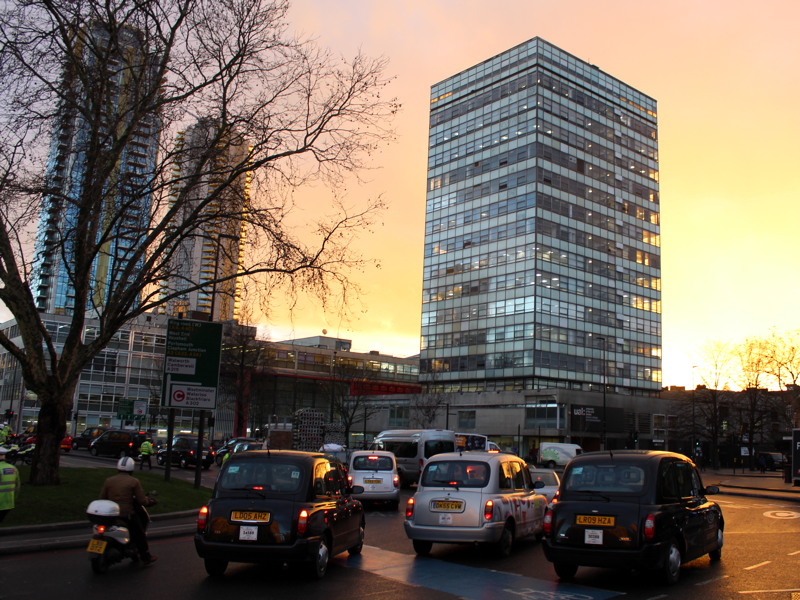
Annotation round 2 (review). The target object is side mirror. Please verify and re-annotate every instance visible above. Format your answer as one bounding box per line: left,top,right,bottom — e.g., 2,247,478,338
704,485,719,496
350,485,365,495
533,480,545,489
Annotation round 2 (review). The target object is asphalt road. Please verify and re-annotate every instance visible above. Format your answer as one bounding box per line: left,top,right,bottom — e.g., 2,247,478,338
4,475,800,600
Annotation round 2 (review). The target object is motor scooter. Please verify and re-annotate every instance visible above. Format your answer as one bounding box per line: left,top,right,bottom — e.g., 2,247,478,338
86,498,154,573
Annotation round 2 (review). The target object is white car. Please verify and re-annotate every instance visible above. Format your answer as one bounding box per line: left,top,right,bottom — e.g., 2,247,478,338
347,450,400,509
404,451,548,557
528,467,561,505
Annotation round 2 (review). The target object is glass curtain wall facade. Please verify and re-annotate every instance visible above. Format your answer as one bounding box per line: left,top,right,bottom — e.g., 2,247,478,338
420,38,661,396
158,118,250,322
31,22,160,315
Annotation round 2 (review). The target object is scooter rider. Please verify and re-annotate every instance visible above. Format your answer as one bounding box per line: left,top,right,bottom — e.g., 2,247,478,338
99,457,157,565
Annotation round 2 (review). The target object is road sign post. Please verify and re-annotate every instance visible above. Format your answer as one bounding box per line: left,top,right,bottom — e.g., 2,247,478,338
161,319,223,486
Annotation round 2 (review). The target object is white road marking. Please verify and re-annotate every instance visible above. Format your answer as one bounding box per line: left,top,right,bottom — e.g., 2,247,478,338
744,561,771,570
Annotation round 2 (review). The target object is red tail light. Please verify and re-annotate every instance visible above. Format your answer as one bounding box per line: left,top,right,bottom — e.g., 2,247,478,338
393,475,400,488
96,525,106,534
297,509,309,535
644,513,656,540
197,506,209,532
483,499,494,521
405,497,415,518
347,475,353,486
543,508,554,535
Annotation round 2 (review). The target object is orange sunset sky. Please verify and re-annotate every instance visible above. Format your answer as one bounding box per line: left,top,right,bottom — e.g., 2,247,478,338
261,0,800,389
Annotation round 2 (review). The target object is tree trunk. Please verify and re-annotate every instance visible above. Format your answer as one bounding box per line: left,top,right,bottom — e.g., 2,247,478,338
29,393,70,485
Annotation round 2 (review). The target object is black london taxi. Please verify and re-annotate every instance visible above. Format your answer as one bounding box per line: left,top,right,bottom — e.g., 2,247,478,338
194,450,365,578
542,450,723,584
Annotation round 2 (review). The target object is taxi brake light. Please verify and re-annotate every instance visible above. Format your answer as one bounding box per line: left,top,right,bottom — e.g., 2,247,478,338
543,508,553,535
644,513,656,540
96,525,106,534
483,499,494,521
197,506,209,532
297,509,309,535
405,497,415,519
393,475,400,488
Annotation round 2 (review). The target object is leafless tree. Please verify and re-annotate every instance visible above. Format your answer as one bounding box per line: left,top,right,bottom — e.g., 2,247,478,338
326,359,383,447
0,0,396,484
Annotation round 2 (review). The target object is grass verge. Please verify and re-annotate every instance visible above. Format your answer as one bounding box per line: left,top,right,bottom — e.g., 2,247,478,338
1,466,212,527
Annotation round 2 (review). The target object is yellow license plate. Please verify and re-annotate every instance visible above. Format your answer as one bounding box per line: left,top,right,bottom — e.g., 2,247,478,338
364,478,382,484
433,500,463,511
576,515,615,526
230,511,271,522
87,538,107,554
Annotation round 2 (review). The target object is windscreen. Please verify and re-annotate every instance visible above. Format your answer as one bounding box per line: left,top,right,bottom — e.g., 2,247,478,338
563,463,645,494
422,460,490,488
218,460,304,495
376,440,417,458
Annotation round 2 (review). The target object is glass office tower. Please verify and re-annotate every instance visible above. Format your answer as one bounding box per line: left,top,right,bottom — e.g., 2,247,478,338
420,38,661,396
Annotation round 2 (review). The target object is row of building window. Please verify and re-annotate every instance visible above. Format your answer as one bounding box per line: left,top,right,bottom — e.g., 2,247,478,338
427,189,658,244
421,322,660,358
424,240,660,295
430,66,656,143
422,296,661,335
420,350,660,383
424,266,660,314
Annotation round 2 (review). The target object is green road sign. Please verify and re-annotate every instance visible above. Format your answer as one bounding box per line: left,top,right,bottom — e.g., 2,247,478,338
162,319,223,410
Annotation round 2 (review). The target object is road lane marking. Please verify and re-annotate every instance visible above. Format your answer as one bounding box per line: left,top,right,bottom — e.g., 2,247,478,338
695,575,729,585
345,545,621,600
744,561,771,570
739,589,800,595
789,550,800,556
763,510,800,519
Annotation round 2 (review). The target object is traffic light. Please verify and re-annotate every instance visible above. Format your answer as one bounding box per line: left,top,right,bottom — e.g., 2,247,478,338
3,409,13,419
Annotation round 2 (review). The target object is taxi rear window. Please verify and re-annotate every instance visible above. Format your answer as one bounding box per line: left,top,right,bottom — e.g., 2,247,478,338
422,460,490,488
352,455,394,471
563,463,645,493
218,460,304,494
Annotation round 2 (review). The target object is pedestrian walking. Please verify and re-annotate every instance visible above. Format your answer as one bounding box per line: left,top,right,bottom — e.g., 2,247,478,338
138,439,155,471
0,446,20,522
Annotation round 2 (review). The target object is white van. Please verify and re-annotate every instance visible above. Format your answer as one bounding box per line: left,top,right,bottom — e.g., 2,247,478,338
371,429,456,486
538,442,583,468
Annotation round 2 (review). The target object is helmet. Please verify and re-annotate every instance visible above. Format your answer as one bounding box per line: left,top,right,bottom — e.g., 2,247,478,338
117,456,135,472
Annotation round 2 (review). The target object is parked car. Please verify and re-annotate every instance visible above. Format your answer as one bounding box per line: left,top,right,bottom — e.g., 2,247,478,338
404,450,548,557
72,427,108,450
757,451,787,471
24,434,73,452
542,449,723,584
529,467,561,505
214,437,258,466
88,429,146,458
194,449,365,578
156,435,215,469
347,450,400,509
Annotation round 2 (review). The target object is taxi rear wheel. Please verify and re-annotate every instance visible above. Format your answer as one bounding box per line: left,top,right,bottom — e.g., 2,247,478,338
709,528,723,562
204,558,227,578
494,523,514,557
661,539,682,585
412,540,432,556
310,536,330,579
348,520,365,556
554,562,578,580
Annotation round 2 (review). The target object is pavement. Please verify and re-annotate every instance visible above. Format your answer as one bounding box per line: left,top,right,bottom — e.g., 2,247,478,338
0,469,797,556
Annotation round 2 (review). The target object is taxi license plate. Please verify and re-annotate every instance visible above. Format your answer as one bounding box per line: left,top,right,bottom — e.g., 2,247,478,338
230,511,271,522
576,514,615,526
87,538,107,554
364,478,382,484
433,500,463,511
